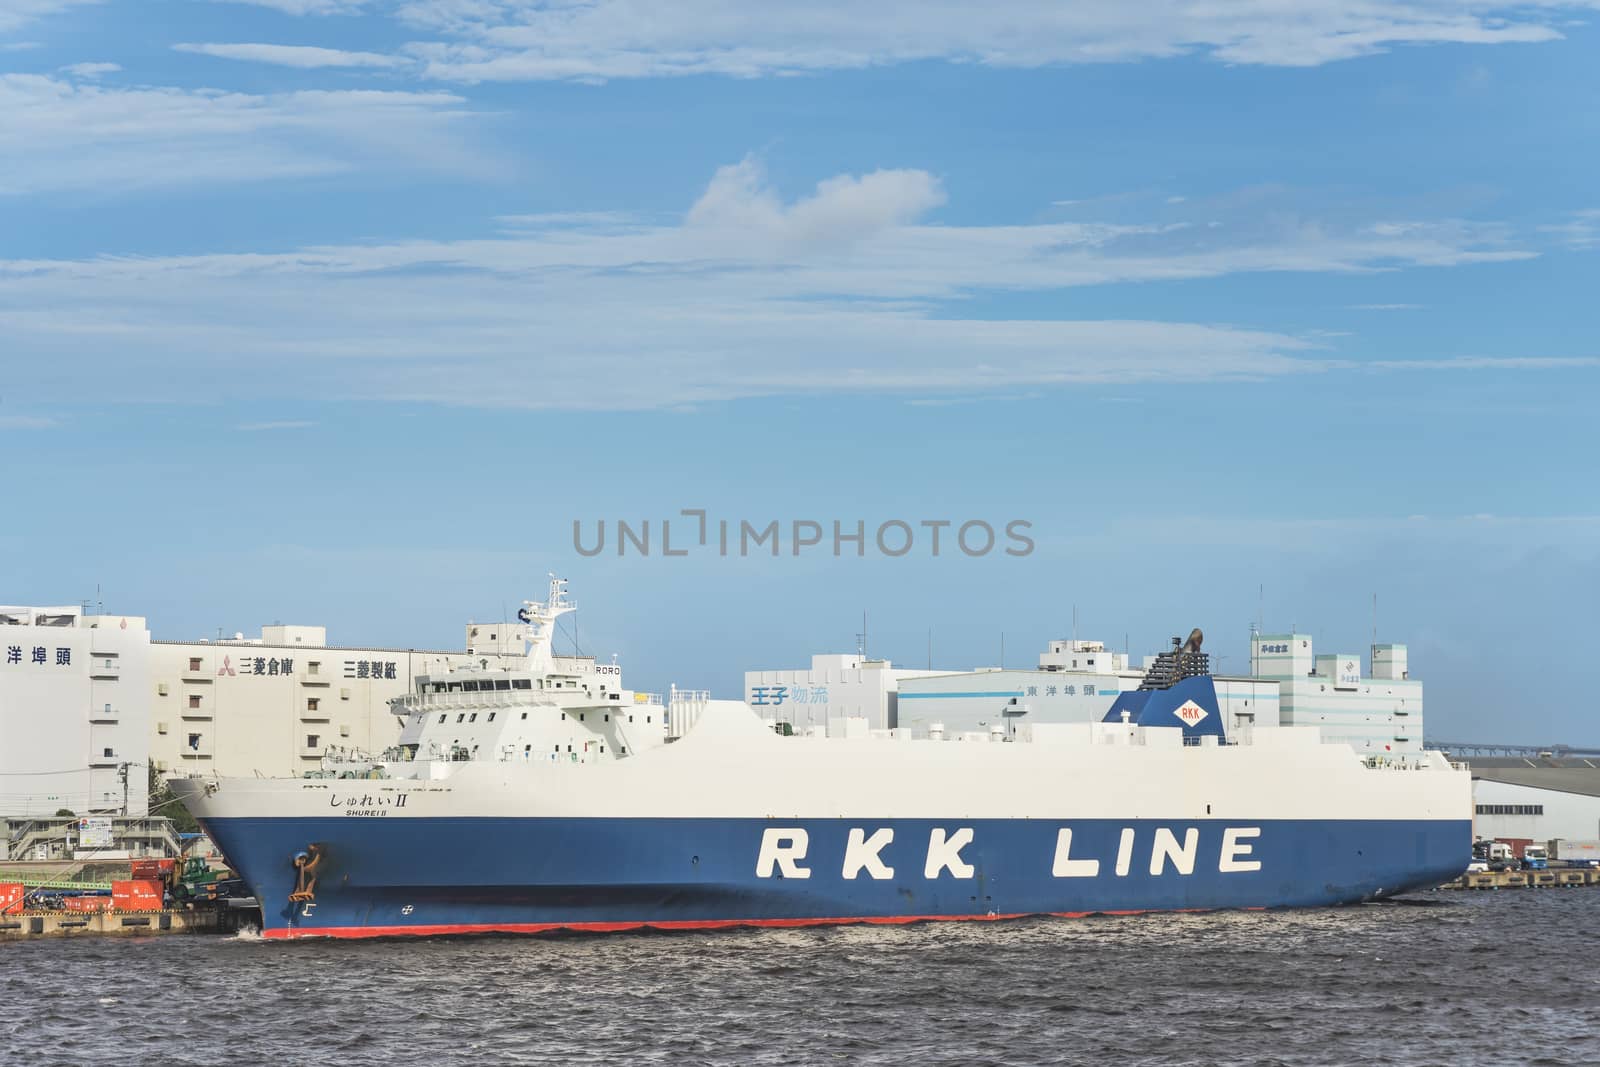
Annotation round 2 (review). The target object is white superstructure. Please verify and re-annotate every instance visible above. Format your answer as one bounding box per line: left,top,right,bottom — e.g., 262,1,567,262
382,576,671,768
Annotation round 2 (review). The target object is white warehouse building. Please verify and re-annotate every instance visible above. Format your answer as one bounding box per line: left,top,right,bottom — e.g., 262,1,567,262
145,621,533,778
742,654,947,734
896,640,1279,740
1,602,574,827
1461,757,1600,845
1250,634,1422,757
0,605,153,819
748,632,1422,756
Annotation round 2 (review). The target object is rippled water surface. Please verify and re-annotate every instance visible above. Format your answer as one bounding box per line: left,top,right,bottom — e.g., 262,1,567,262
4,891,1598,1066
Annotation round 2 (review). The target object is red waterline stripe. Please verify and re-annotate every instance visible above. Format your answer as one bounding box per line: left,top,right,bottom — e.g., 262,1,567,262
258,909,1206,941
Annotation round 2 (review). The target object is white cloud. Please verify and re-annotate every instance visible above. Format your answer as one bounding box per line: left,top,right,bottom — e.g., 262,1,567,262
0,0,97,33
0,414,58,429
237,419,317,430
0,161,1568,411
1539,208,1600,249
390,0,1599,81
214,0,371,14
58,61,119,77
685,158,947,250
0,74,487,194
174,43,405,69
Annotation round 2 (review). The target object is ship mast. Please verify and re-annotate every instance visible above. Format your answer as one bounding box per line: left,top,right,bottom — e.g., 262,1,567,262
519,574,575,674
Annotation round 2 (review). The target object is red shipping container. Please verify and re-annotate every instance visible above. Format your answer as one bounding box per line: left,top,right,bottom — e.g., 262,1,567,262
112,879,164,912
129,859,174,882
62,895,112,912
0,883,22,914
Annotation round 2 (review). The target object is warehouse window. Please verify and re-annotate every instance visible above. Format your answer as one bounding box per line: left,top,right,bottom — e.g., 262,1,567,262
309,661,321,676
307,697,319,712
306,734,320,749
188,733,201,750
1475,804,1545,816
188,694,202,709
189,657,202,671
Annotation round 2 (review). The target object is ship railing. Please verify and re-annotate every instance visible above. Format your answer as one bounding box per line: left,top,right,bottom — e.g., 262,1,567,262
666,687,711,740
397,691,538,712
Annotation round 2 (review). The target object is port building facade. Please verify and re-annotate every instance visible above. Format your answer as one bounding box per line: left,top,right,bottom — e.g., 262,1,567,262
1,605,153,819
747,633,1421,756
1,603,543,847
145,622,530,778
742,654,947,734
1463,757,1600,847
1250,634,1421,757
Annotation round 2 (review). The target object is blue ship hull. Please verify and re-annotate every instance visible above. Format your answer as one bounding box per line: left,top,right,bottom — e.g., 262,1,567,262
200,815,1472,939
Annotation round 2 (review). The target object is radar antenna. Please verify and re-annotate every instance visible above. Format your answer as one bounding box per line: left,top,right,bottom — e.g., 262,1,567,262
518,574,576,674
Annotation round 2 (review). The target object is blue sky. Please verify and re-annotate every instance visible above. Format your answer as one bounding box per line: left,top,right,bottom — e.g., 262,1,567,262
2,1,1597,744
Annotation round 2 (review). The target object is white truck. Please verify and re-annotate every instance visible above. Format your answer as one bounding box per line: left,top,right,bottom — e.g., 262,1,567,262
1547,839,1600,867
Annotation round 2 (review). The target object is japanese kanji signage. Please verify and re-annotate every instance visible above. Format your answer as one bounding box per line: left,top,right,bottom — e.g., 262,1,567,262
344,659,398,680
3,645,71,667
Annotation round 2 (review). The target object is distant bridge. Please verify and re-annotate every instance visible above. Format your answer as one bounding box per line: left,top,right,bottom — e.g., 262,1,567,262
1425,741,1600,758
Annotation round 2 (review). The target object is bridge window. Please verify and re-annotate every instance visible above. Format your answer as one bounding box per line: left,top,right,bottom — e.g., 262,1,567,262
463,681,479,692
495,679,511,691
512,679,532,690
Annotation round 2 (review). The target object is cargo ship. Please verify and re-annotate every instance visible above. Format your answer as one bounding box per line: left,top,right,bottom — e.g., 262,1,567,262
169,578,1472,940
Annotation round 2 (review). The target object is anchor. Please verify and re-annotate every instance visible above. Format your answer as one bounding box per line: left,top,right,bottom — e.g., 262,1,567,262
288,843,324,903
